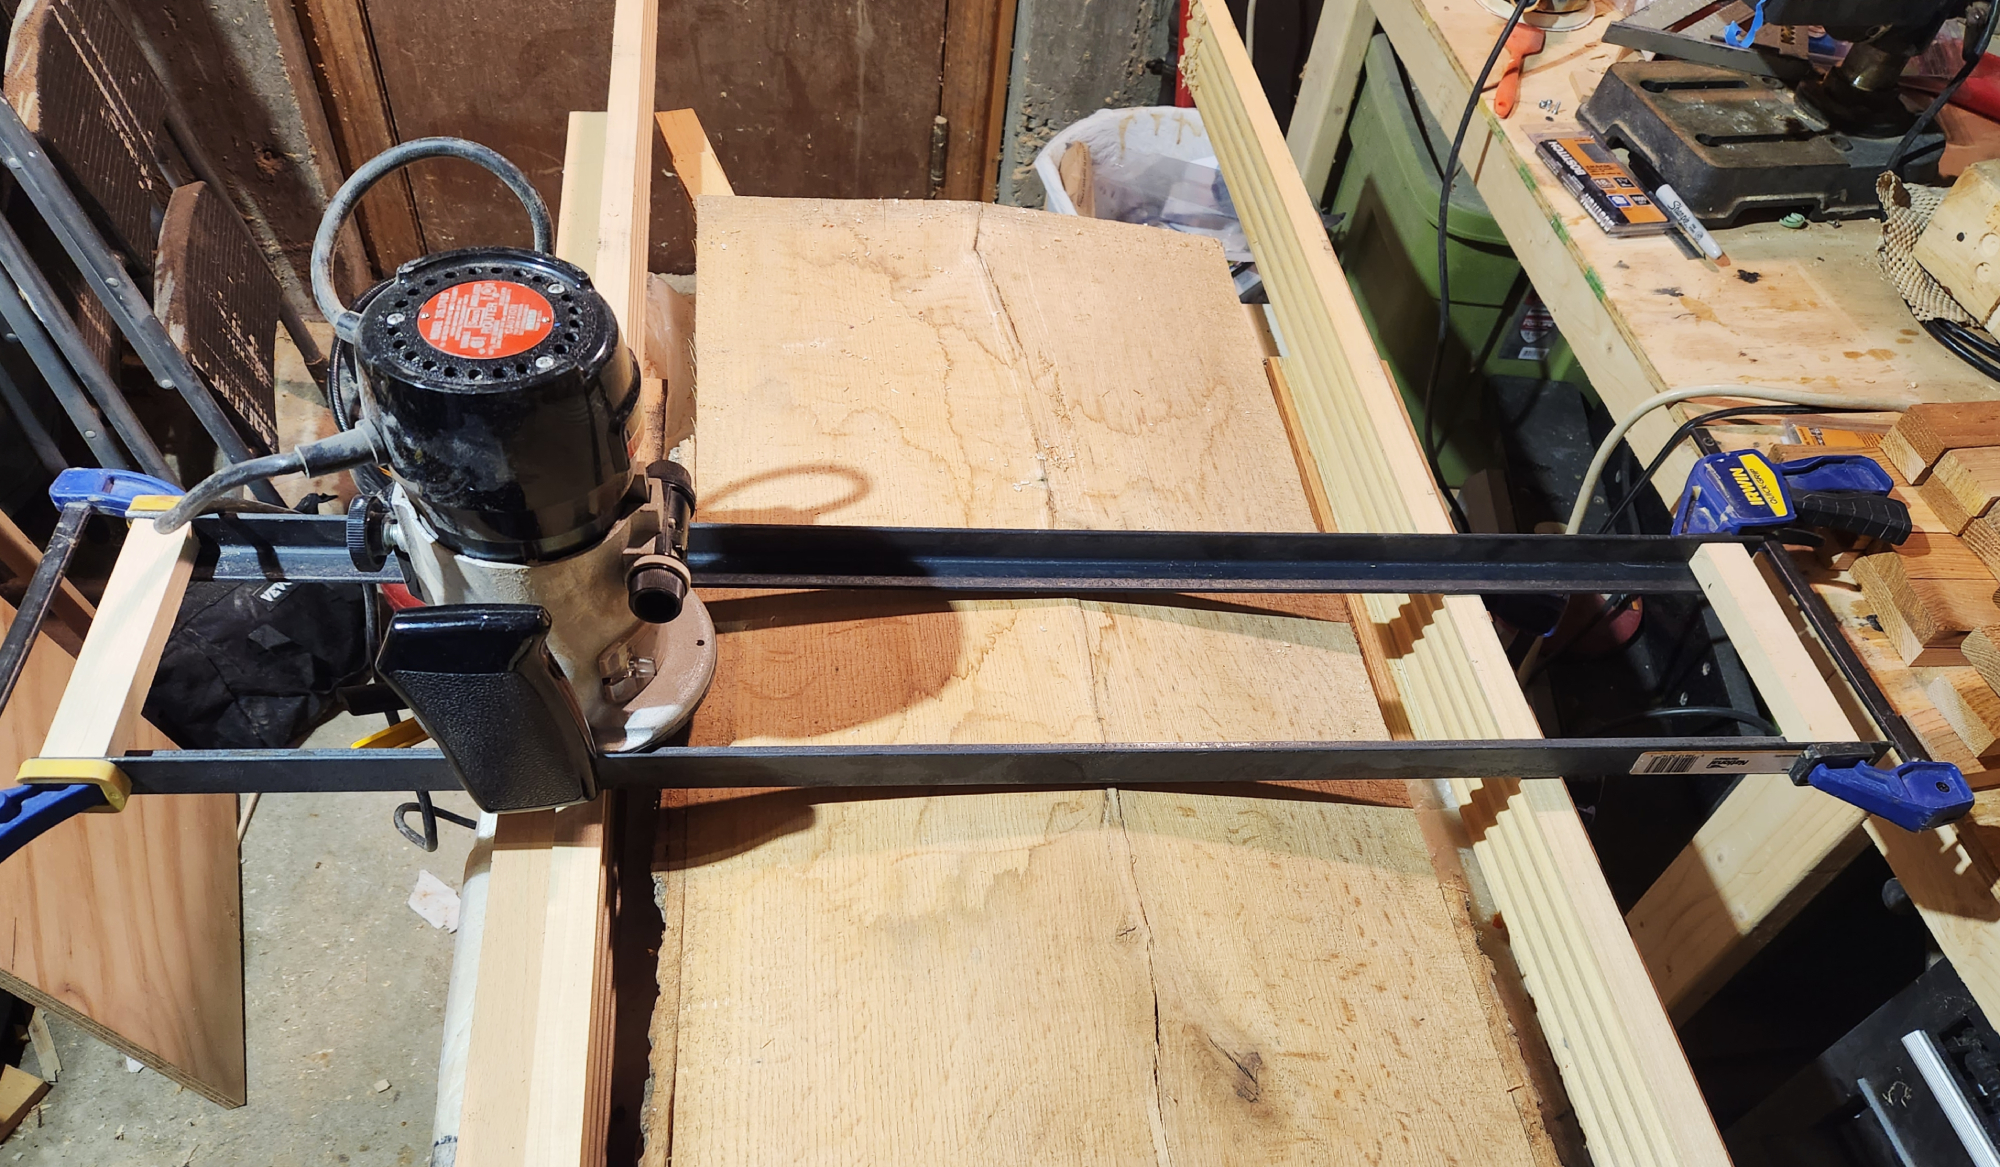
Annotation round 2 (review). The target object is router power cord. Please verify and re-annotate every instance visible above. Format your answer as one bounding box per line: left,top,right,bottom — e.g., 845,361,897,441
151,421,386,534
1421,0,1534,534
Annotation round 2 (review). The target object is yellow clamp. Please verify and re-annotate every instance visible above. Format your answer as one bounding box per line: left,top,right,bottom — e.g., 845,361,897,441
352,719,430,749
17,758,131,812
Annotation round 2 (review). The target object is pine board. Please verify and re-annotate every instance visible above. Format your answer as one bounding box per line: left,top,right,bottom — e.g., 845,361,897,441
642,197,1551,1164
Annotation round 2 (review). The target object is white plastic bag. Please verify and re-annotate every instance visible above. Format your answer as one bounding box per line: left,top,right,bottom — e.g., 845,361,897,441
1033,107,1251,262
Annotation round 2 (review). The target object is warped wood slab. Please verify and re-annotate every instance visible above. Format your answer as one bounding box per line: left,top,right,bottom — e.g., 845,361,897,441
638,197,1557,1166
0,597,243,1105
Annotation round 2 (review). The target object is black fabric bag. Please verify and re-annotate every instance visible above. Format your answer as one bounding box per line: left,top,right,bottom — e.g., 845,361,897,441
142,580,368,749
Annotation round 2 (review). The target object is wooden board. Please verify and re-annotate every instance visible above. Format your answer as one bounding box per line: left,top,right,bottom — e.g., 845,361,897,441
1928,670,2000,761
0,1065,49,1142
0,508,91,655
936,0,1015,201
453,104,623,1167
1853,551,2000,666
360,0,955,274
1933,447,2000,531
1886,402,2000,483
1915,161,2000,323
1180,5,1724,1163
155,181,282,454
0,595,243,1106
292,0,427,271
641,196,1554,1165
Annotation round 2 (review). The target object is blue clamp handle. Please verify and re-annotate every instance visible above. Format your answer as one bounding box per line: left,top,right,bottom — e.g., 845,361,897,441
1802,758,1973,833
48,467,182,517
1771,453,1895,496
1723,0,1767,48
0,782,107,864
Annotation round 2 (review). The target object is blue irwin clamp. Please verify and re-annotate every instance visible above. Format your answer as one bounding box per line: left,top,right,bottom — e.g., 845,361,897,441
0,470,179,865
1674,449,1912,545
48,466,182,516
0,781,106,864
1790,745,1974,833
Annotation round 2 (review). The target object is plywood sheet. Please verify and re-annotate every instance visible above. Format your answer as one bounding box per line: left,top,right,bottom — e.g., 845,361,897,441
0,599,243,1105
642,199,1549,1164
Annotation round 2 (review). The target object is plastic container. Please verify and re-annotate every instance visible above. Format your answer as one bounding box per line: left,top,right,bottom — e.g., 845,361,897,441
1033,107,1251,262
1328,33,1589,485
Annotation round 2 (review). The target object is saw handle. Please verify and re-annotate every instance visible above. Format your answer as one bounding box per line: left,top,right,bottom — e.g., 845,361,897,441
375,605,598,813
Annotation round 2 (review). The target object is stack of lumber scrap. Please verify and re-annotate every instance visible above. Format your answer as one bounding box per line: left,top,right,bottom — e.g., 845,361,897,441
1830,402,2000,781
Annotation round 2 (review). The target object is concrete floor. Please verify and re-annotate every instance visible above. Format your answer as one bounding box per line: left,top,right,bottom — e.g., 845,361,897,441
4,714,481,1167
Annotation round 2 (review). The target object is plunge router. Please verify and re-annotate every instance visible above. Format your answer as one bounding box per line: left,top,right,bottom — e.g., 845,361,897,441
153,137,716,811
1583,0,1979,223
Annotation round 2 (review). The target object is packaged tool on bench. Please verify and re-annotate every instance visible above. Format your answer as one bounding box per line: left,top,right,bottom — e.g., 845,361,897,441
1532,131,1672,238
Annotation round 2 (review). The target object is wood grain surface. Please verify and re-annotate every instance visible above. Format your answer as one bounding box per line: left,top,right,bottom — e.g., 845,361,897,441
639,197,1552,1165
155,181,281,454
0,596,243,1106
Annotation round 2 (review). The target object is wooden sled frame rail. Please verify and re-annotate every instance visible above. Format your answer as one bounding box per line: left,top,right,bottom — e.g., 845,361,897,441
1182,1,1865,1163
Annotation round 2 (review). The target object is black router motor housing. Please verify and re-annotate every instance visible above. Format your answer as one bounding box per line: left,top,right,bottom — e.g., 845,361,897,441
350,247,640,564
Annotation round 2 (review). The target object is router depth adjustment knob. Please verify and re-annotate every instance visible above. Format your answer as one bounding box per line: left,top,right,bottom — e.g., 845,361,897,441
627,460,697,624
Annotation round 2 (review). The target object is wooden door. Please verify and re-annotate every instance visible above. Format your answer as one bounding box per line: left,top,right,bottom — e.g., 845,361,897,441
301,0,1011,276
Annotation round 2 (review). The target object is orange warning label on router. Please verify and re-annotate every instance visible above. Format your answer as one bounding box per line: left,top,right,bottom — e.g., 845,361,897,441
417,280,553,360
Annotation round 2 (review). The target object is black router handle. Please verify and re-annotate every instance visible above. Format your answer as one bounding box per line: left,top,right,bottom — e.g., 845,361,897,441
375,604,598,812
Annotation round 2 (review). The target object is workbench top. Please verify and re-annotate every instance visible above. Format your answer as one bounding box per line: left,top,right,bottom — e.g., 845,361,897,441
1369,0,1990,429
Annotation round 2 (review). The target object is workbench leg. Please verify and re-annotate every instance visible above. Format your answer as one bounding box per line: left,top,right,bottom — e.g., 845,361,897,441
1286,0,1374,203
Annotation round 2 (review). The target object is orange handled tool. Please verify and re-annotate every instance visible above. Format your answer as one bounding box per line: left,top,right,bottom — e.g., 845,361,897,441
1494,24,1546,119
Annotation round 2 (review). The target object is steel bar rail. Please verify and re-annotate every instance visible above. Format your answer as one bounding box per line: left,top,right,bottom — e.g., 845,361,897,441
0,102,281,503
187,512,1757,594
111,737,1879,794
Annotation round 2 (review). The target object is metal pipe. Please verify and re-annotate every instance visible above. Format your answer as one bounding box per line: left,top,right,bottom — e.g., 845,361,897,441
0,263,130,471
0,219,172,479
0,101,281,504
0,358,68,474
0,501,88,718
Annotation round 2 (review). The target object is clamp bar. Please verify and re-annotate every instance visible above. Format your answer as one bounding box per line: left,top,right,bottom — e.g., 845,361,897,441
185,513,1758,595
104,736,1886,795
684,525,1754,594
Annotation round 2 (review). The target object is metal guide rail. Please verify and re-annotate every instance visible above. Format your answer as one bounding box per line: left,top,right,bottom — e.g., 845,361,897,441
198,512,1748,593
